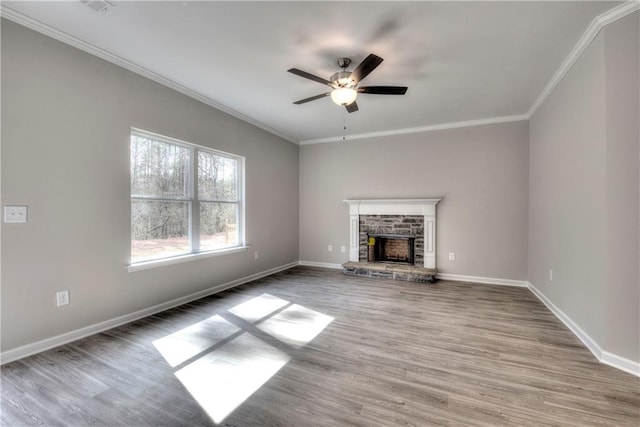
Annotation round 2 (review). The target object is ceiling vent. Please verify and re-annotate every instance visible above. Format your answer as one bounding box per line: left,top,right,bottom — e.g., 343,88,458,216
81,0,115,13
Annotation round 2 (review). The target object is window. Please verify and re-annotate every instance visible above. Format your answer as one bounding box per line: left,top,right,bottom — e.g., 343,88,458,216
130,129,244,265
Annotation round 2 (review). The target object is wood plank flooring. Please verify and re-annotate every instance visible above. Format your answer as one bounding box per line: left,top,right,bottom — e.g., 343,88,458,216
1,266,639,426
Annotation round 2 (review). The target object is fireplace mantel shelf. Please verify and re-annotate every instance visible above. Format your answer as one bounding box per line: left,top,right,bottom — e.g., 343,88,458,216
343,198,442,205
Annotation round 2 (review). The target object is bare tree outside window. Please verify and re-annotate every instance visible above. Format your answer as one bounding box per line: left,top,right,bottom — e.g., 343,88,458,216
130,130,243,263
198,151,239,251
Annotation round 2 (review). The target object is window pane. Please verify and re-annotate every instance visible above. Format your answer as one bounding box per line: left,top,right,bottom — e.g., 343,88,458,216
131,135,191,198
198,151,237,201
131,200,190,261
200,203,238,251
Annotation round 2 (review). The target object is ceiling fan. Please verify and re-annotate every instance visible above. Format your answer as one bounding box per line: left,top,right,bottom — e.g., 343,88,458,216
288,53,408,113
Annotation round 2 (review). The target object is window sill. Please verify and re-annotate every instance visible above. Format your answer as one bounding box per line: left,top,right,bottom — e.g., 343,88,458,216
127,246,249,272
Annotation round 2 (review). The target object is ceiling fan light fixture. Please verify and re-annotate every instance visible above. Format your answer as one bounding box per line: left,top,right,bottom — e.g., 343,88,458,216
331,87,357,106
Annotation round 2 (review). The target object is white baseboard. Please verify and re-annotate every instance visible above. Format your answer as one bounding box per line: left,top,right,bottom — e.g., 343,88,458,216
601,351,640,377
0,261,298,365
298,260,343,269
299,265,639,377
436,273,528,287
6,264,637,378
527,282,603,357
527,281,639,378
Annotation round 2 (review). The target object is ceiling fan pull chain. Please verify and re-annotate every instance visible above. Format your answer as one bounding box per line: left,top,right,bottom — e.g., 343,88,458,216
342,112,347,141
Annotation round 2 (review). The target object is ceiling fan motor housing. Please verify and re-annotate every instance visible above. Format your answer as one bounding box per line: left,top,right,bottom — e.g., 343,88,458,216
337,57,352,69
330,70,355,88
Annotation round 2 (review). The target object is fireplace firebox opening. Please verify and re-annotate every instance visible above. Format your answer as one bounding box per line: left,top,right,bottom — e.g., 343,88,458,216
368,234,415,265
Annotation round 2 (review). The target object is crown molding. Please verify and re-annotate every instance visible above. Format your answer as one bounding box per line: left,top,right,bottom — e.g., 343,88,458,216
2,2,637,145
299,114,529,145
301,1,639,145
528,1,640,118
0,5,297,144
596,0,640,27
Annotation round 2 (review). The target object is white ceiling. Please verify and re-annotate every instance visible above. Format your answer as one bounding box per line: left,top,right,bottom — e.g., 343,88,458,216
2,1,622,144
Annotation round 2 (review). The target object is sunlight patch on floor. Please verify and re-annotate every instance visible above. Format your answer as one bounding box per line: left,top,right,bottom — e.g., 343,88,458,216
258,304,334,348
228,293,290,323
153,315,240,367
175,333,290,424
154,293,334,424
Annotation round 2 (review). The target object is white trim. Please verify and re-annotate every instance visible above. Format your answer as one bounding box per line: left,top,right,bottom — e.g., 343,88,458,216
299,115,529,145
0,261,298,365
344,199,441,269
0,5,296,144
4,3,638,146
527,282,602,357
528,1,640,117
298,260,343,270
127,246,249,272
436,273,528,288
601,351,640,377
343,198,441,216
527,281,640,378
3,2,637,146
596,0,640,27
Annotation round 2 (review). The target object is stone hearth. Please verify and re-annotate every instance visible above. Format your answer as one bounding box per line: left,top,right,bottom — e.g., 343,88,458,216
343,262,437,283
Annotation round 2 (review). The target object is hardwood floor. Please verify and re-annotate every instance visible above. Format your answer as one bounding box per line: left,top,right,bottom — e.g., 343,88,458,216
2,266,638,426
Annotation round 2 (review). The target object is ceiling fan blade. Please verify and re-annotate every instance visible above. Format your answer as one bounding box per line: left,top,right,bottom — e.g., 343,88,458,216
350,54,384,83
287,68,332,86
358,86,408,95
345,101,359,113
293,93,330,104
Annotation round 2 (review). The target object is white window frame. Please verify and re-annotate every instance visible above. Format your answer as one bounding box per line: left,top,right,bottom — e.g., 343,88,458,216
128,128,246,272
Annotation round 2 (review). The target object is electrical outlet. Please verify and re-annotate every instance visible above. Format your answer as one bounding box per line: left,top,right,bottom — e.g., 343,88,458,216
448,252,455,261
328,245,333,252
254,251,259,260
4,205,28,223
340,245,346,253
56,290,70,307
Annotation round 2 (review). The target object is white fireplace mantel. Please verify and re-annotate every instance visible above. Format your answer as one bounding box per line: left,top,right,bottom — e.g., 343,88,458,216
343,199,441,269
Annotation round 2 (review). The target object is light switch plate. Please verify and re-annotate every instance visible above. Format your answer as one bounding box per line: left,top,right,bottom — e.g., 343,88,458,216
4,206,28,223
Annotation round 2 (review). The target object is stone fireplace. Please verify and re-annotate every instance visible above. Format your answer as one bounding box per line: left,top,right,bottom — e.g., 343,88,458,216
343,199,441,282
359,214,423,264
345,199,440,268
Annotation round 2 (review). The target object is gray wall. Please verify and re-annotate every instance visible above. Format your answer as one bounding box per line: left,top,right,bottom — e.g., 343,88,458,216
604,12,640,362
299,121,530,281
529,13,639,362
1,20,299,352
